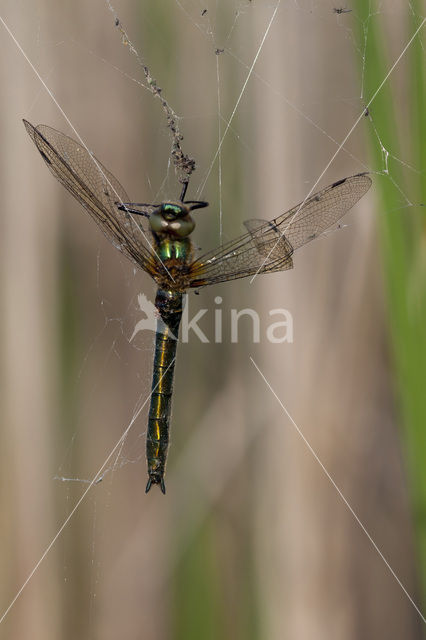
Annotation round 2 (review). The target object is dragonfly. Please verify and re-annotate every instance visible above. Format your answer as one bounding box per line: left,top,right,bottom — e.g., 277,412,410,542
23,120,372,494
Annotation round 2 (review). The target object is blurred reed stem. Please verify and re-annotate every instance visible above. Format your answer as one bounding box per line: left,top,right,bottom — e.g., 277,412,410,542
355,0,426,602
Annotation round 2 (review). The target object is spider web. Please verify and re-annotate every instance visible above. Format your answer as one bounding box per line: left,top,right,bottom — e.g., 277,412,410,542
1,0,425,635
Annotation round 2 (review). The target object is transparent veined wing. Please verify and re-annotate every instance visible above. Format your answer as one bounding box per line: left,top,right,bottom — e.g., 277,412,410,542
23,121,160,278
188,173,371,287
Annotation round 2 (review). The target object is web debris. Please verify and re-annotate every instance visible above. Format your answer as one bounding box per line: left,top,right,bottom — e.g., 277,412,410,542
105,0,196,187
333,7,352,14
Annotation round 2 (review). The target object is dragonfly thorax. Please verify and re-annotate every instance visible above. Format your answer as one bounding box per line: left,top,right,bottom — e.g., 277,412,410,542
149,202,195,237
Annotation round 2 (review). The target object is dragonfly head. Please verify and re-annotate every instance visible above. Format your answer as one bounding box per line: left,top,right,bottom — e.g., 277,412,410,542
159,202,190,220
150,202,196,237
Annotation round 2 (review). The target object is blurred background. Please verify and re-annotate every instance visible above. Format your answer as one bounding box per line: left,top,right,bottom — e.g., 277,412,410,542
0,0,425,638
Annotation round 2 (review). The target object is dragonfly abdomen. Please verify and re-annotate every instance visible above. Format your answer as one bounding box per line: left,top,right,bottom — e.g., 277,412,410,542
146,289,183,494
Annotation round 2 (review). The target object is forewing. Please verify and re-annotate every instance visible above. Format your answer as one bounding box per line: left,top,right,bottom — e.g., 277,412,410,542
272,173,372,249
23,120,159,277
188,173,371,287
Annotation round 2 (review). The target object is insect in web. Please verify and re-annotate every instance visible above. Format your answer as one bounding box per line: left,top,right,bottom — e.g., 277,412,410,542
23,120,372,494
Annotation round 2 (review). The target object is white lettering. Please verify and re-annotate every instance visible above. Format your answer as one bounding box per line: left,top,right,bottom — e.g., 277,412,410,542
231,308,260,343
266,309,293,343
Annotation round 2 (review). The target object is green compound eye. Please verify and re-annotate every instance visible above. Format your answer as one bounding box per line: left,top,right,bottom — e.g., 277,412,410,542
163,204,182,216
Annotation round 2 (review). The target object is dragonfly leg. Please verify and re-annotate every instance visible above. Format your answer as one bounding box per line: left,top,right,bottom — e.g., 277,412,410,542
179,179,209,209
116,203,158,216
179,179,189,202
186,200,209,211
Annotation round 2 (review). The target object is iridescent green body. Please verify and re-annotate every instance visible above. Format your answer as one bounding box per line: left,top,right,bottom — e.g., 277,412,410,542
146,288,182,494
145,205,195,494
